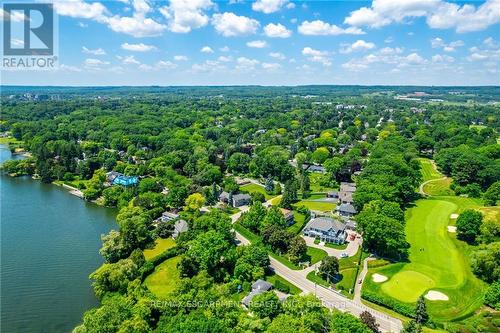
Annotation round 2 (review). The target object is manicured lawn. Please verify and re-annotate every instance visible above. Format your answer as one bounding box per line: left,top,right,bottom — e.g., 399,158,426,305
299,193,327,200
418,158,443,182
363,198,487,321
293,200,335,212
423,178,454,196
306,246,328,264
233,223,262,244
240,183,275,200
265,273,302,295
143,238,176,261
269,252,301,270
307,271,332,288
144,256,182,298
286,212,308,234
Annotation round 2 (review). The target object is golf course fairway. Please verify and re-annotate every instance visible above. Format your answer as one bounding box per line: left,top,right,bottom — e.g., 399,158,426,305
365,198,487,321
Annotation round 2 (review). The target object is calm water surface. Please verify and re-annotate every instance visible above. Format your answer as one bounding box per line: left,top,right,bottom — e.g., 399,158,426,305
0,145,116,332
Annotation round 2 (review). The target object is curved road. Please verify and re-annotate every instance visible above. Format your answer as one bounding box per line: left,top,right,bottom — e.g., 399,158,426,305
231,203,403,332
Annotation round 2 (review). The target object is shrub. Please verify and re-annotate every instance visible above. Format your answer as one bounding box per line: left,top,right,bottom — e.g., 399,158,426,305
273,279,290,294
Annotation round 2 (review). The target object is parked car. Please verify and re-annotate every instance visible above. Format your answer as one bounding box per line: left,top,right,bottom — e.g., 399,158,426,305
341,253,348,258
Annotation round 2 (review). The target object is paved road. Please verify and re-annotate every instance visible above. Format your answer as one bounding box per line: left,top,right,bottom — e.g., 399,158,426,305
230,206,403,332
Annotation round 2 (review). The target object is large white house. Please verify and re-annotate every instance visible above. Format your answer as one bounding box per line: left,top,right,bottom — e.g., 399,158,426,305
303,217,347,244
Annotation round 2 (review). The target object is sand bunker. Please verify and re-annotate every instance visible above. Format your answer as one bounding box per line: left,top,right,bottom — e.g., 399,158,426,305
372,273,388,283
425,290,449,301
450,214,459,219
447,226,457,233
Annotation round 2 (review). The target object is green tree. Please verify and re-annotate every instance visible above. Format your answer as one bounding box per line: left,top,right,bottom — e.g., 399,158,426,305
262,206,287,230
484,181,500,206
484,281,500,310
401,320,422,333
280,180,298,209
184,193,205,212
227,152,251,173
415,296,429,325
249,291,281,319
287,236,307,263
456,209,483,243
471,242,500,283
318,256,339,282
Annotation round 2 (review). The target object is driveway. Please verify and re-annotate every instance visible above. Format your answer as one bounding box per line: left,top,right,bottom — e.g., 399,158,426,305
303,234,361,258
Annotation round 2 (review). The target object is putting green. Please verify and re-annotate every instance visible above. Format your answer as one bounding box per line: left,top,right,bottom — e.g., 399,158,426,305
382,270,435,303
366,197,487,320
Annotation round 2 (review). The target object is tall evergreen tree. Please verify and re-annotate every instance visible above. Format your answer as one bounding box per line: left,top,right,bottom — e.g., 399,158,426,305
415,296,429,325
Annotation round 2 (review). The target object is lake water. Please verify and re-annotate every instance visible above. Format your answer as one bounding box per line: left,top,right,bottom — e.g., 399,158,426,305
0,145,116,332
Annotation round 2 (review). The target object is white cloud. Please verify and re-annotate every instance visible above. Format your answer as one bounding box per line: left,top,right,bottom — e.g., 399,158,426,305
298,20,365,35
466,44,500,62
0,8,27,22
432,54,455,62
59,64,82,72
160,0,213,33
121,55,141,65
430,38,464,52
342,48,427,71
105,14,166,38
121,42,156,52
84,58,110,69
218,56,233,62
201,46,214,53
262,62,282,70
191,60,226,72
345,0,500,33
252,0,290,14
220,46,230,52
340,40,375,53
212,12,260,37
264,23,292,38
156,60,178,69
269,52,286,60
52,0,108,21
302,47,332,66
174,55,188,61
247,40,268,48
82,46,106,55
236,57,260,70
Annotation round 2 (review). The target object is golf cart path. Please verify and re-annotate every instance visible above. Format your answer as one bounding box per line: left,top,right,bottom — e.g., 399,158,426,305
354,257,376,302
419,160,446,196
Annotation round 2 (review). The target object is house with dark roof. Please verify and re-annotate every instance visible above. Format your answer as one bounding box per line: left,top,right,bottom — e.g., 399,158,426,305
232,193,251,207
303,217,347,244
241,279,273,308
336,203,357,218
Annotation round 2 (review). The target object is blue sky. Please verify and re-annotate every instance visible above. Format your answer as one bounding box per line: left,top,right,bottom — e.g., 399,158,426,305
2,0,500,86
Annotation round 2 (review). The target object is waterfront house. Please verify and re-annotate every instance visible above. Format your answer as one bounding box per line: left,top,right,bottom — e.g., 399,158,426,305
106,171,139,187
303,217,347,244
156,210,180,223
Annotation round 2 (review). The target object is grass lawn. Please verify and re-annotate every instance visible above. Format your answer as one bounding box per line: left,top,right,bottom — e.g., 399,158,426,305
143,238,176,261
265,273,302,295
286,212,307,234
418,158,443,182
240,183,275,200
363,198,487,321
143,256,182,298
307,271,332,288
233,223,262,244
299,193,327,200
293,200,335,212
325,242,348,250
423,178,455,196
306,246,328,264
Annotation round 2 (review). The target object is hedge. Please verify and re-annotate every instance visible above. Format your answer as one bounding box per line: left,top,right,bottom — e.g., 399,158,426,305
361,290,415,318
